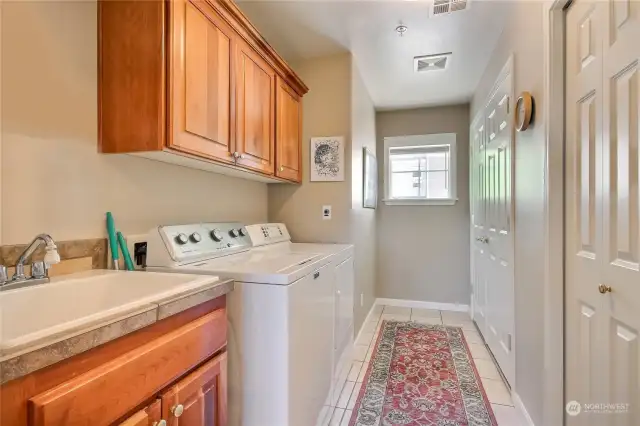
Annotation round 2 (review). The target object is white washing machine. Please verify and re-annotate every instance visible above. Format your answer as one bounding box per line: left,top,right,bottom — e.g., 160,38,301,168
245,223,355,411
145,222,334,426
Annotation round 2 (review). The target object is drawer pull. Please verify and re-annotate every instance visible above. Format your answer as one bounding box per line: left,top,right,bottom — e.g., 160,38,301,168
314,272,320,279
171,404,185,418
153,420,167,426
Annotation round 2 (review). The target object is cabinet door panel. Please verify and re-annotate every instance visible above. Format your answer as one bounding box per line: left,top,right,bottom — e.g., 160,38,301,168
118,400,161,426
275,78,302,182
236,43,275,174
170,0,234,162
161,352,227,426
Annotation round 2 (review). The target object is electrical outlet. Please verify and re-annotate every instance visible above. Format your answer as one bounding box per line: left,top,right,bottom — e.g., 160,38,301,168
360,293,364,307
125,233,148,270
322,205,332,220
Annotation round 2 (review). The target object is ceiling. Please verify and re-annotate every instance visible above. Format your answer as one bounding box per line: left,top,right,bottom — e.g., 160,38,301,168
237,0,511,110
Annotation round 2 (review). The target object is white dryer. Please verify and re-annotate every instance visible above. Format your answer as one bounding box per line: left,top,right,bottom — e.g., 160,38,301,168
245,223,355,409
145,222,334,426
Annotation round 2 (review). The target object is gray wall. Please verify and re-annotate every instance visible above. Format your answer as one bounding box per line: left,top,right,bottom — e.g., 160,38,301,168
471,2,545,423
268,54,377,333
375,105,470,305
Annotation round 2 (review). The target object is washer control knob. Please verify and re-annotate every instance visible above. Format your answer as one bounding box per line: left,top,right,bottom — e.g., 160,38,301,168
238,227,247,237
229,228,240,238
210,229,223,242
190,232,202,243
175,233,189,245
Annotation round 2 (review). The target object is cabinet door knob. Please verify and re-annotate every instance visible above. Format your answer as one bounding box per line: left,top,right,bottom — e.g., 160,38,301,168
152,420,167,426
171,404,185,418
279,166,284,172
232,152,239,159
598,284,612,294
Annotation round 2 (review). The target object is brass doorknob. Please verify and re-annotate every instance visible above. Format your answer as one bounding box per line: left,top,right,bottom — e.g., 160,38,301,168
171,404,184,418
598,284,612,294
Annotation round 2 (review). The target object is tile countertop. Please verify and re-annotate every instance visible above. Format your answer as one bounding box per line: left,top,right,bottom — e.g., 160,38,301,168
0,270,233,385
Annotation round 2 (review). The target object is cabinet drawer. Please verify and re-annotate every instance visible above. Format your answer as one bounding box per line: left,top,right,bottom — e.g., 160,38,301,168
28,309,227,426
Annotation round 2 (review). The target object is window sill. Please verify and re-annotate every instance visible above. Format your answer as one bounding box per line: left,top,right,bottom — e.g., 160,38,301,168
383,198,458,206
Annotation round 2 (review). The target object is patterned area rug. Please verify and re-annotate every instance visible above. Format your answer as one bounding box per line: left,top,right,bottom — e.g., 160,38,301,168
349,321,497,426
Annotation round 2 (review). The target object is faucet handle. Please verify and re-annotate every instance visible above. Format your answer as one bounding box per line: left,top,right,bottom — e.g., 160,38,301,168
31,261,48,279
0,265,8,284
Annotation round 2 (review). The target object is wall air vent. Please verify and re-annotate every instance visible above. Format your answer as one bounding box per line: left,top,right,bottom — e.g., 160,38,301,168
432,0,470,16
414,53,452,73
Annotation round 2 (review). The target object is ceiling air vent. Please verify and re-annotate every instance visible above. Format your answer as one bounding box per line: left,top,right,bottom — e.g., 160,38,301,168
414,53,452,73
432,0,469,16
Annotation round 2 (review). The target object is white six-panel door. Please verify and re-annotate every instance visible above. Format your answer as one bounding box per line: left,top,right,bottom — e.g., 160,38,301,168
566,0,640,424
470,60,515,386
471,116,487,331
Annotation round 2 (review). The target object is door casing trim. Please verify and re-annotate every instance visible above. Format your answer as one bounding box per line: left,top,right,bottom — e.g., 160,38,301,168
542,1,570,425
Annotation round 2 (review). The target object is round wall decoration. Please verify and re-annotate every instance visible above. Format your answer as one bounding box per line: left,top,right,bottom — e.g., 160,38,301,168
515,91,535,132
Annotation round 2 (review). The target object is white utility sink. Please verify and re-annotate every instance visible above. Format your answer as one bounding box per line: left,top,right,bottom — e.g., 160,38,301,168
0,270,220,358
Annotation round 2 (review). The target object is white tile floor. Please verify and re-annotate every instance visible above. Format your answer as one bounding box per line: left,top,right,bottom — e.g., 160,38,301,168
320,304,526,426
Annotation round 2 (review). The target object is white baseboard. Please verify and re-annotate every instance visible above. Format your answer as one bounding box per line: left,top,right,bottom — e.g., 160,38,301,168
512,392,535,426
354,301,381,343
376,298,470,313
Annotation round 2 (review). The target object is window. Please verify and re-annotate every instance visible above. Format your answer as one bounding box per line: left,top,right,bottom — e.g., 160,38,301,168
384,134,457,205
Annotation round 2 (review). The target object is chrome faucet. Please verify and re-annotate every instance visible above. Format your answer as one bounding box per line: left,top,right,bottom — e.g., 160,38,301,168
0,233,61,291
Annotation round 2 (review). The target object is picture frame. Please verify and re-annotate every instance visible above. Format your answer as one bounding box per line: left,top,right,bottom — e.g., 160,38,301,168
310,136,345,182
363,147,378,209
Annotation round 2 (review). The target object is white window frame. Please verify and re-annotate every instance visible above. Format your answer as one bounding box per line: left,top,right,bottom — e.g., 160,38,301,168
383,133,458,206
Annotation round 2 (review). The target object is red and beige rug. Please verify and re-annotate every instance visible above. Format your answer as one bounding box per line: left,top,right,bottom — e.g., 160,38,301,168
349,321,498,426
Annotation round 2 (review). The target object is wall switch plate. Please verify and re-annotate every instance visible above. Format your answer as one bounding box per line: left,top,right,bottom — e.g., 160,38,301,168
125,233,148,270
322,205,332,220
360,293,364,307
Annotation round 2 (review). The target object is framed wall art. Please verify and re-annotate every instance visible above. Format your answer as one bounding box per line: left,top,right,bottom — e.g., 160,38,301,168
310,136,345,182
363,147,378,209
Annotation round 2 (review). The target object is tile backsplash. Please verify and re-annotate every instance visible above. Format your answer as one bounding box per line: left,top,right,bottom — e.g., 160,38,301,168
0,238,107,277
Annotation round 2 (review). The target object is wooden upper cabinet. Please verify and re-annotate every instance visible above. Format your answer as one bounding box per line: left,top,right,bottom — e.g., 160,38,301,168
169,0,235,163
235,41,276,175
98,0,307,182
161,352,227,426
275,77,302,182
117,400,162,426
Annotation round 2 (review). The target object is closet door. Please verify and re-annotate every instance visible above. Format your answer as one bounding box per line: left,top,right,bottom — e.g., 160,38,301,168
565,1,640,424
470,60,515,387
470,116,488,336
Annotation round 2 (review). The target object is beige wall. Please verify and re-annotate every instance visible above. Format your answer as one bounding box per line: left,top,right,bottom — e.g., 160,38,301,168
471,2,545,424
375,105,471,305
268,54,377,332
349,60,377,331
268,54,352,243
1,1,267,246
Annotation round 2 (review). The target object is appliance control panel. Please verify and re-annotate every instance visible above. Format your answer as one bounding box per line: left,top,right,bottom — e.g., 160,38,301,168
147,222,251,266
246,223,291,247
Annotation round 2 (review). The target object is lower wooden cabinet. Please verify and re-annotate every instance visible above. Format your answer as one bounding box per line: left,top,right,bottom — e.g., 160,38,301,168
161,353,227,426
0,303,229,426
